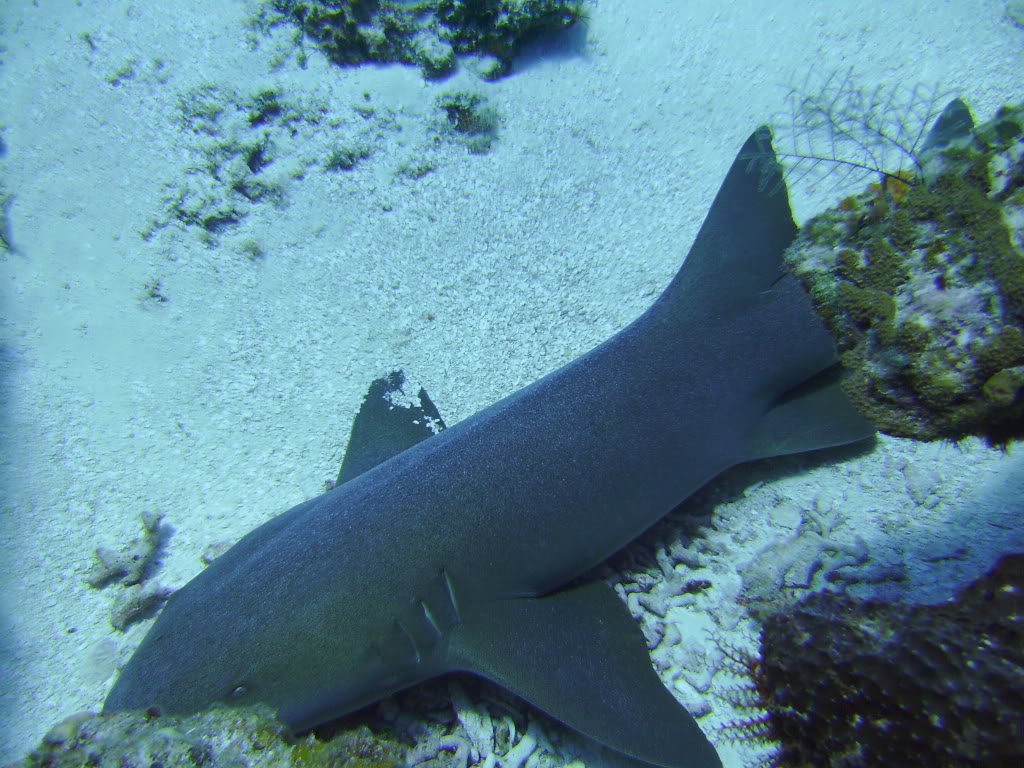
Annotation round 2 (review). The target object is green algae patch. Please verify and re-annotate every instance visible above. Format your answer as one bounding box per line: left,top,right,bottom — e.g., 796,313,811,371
784,101,1024,443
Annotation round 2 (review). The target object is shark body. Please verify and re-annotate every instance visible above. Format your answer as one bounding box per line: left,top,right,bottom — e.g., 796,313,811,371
104,129,874,768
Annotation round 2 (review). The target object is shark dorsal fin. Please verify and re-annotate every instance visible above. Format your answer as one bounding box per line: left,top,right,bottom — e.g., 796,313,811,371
336,370,446,486
922,98,974,154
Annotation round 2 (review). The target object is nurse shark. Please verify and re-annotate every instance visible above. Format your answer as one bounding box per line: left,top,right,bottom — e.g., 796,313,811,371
104,127,875,768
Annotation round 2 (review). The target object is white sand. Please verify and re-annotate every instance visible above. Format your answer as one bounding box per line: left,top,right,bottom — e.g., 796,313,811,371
0,0,1021,765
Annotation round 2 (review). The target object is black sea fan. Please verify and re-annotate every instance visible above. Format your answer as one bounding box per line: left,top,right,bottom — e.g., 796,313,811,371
750,68,958,199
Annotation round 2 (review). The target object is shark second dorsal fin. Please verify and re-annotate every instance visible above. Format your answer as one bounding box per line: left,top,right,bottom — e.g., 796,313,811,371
449,581,722,768
336,370,446,486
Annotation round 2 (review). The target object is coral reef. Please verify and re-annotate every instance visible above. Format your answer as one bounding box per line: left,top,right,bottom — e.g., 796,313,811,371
739,492,870,614
746,552,1024,767
783,100,1024,442
1007,0,1024,29
4,704,405,768
260,1,584,80
377,679,568,768
769,69,956,199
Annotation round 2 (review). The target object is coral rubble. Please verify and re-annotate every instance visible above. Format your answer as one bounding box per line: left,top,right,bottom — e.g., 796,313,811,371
6,705,404,768
84,510,174,631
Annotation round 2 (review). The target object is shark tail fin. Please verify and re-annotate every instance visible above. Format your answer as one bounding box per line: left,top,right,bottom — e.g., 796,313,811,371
656,127,876,455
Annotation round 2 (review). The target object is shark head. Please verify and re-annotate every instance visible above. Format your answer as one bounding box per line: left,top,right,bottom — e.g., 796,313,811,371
105,475,460,731
103,498,401,726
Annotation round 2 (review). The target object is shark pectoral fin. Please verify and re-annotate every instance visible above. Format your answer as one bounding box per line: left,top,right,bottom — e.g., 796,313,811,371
450,581,721,768
747,364,876,461
337,370,447,486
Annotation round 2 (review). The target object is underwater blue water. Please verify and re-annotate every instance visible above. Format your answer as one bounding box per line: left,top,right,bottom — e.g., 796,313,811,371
0,1,1021,766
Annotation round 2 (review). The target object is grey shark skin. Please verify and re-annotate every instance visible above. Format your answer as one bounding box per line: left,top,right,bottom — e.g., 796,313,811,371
104,128,874,768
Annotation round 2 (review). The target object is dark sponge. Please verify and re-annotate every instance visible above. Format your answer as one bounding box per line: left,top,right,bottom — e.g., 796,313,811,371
757,553,1024,767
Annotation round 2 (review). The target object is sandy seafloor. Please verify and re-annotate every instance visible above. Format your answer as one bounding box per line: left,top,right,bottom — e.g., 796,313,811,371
0,0,1022,766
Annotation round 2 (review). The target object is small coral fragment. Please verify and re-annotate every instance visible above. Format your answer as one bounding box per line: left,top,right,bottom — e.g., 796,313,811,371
85,511,164,588
983,365,1024,406
110,583,173,632
200,539,233,565
41,712,95,747
435,91,500,153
